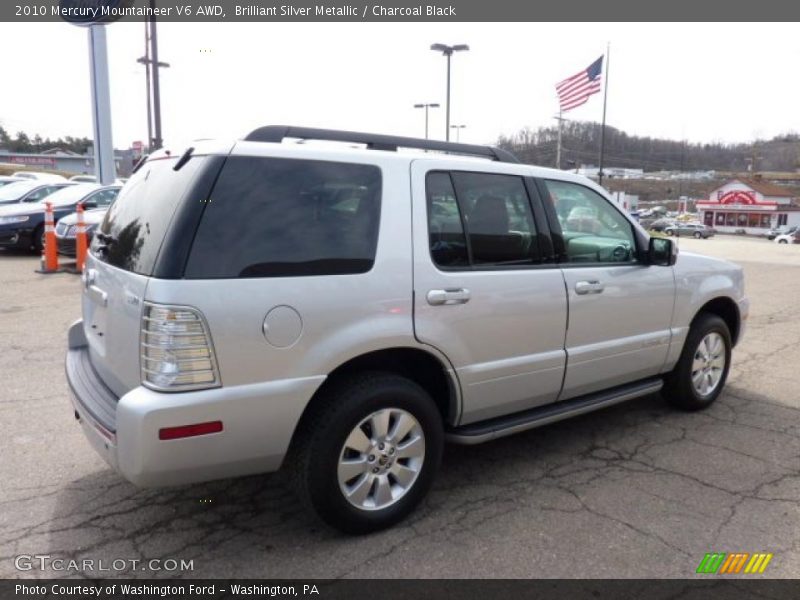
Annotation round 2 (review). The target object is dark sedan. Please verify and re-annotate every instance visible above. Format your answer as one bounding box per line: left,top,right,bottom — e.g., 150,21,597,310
55,187,121,256
0,184,115,253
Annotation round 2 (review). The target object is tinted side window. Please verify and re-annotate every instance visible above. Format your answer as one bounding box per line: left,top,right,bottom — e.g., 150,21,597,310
185,157,382,279
452,172,540,266
427,172,468,268
543,179,637,264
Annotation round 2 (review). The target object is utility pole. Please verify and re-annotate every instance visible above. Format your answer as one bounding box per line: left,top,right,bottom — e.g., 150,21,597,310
136,1,170,151
137,22,153,152
554,111,567,169
149,2,164,150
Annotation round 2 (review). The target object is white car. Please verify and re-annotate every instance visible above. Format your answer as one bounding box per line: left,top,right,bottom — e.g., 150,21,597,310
0,175,24,188
11,171,67,182
774,231,799,244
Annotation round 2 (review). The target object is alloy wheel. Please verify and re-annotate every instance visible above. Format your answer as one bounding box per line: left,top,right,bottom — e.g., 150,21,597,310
337,408,425,511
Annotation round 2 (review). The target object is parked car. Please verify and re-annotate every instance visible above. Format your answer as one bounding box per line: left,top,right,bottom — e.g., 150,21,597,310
66,127,747,534
0,183,102,252
767,225,798,241
664,222,715,238
649,218,677,232
11,171,67,182
0,175,24,188
0,180,73,206
54,186,121,256
775,230,800,244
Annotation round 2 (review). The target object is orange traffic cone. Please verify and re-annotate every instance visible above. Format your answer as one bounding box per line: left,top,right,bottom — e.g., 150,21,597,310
36,202,60,274
75,203,87,273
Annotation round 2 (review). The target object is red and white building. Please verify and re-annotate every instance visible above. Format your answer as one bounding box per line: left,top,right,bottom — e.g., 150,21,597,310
697,178,800,234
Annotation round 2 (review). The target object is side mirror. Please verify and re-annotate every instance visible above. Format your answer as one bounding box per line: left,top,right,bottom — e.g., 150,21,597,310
648,236,678,266
82,201,97,209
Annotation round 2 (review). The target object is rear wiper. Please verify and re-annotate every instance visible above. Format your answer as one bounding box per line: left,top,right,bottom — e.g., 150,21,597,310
95,232,117,245
173,147,195,171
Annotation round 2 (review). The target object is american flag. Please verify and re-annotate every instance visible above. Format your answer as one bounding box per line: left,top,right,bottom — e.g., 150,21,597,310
556,56,604,112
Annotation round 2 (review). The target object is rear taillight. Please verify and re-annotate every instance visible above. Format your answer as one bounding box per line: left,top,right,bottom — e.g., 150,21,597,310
140,303,221,391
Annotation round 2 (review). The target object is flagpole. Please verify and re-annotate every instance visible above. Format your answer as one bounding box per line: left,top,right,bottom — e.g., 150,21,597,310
555,109,563,169
598,42,610,186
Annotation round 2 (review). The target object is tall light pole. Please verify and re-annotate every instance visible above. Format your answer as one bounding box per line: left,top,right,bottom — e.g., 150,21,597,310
450,124,466,142
413,103,440,139
430,43,469,141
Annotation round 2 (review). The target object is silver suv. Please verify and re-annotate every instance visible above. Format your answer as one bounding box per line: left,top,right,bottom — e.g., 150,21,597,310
66,126,748,533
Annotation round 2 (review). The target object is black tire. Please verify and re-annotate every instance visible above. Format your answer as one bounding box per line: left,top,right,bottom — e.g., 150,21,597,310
287,372,444,534
32,224,44,253
693,232,702,239
663,313,731,411
666,229,674,236
778,239,788,244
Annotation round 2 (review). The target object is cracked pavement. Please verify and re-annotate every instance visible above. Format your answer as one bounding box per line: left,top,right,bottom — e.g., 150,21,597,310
1,237,798,579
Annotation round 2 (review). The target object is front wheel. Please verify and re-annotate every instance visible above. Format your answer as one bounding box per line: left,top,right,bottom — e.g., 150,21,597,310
693,232,702,239
287,373,443,534
778,239,788,244
32,224,45,253
662,313,731,411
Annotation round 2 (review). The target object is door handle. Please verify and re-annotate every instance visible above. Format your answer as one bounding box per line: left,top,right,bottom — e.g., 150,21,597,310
574,280,604,295
427,288,471,306
87,284,108,307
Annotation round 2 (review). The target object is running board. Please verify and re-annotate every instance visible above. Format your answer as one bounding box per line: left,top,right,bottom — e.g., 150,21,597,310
446,378,663,445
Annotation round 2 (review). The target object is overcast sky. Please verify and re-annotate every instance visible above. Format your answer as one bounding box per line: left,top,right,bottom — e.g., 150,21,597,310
0,22,797,152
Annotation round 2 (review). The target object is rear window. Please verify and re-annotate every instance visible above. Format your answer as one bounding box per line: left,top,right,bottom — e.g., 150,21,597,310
95,156,207,275
184,156,382,278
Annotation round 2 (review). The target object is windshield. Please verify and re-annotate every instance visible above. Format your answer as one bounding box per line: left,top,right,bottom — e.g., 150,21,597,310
0,181,39,200
38,184,99,207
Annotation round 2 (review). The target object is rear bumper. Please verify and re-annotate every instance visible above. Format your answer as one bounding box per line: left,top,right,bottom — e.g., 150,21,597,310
65,319,325,487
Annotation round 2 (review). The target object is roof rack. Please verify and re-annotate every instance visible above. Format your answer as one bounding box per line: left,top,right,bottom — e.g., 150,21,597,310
243,125,520,164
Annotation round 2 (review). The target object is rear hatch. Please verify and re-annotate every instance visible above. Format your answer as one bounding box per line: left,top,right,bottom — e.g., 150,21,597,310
82,149,226,397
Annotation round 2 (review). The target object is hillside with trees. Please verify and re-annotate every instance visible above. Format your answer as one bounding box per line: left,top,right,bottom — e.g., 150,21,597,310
0,125,92,155
497,122,800,173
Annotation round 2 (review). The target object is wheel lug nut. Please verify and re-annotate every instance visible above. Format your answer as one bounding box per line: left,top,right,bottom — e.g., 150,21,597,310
368,454,375,462
389,448,395,455
372,467,379,474
379,443,385,450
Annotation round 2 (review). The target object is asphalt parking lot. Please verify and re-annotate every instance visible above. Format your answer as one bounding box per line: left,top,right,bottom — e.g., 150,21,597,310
1,236,798,579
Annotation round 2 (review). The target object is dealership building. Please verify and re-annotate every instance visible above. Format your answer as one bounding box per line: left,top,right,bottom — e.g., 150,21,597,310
697,177,800,234
0,147,132,177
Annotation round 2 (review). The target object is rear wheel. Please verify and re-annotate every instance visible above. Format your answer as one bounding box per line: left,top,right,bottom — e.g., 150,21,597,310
778,239,788,244
693,231,702,239
663,313,731,411
287,372,443,534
